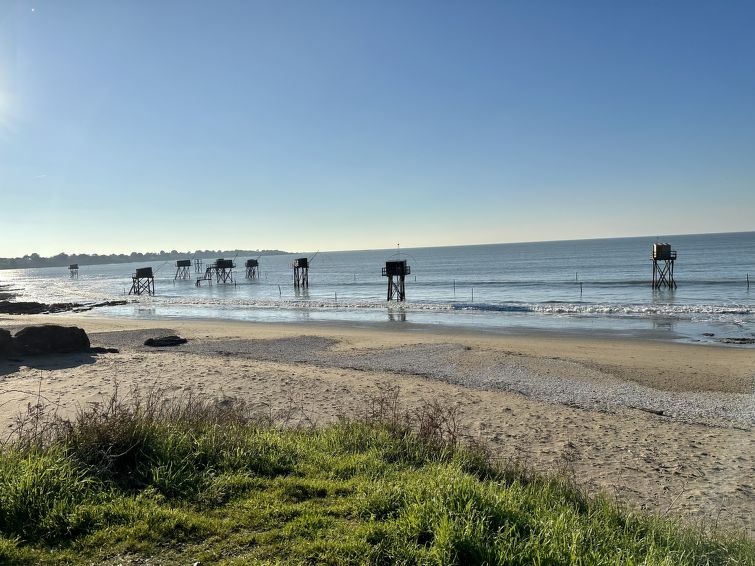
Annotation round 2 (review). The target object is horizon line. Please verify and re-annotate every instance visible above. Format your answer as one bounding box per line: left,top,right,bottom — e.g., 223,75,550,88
2,229,752,260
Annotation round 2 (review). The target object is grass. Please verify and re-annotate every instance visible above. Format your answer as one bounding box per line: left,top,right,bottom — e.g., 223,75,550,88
0,387,752,565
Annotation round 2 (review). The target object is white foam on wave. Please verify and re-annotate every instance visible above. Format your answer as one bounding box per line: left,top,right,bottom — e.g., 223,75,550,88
122,295,753,319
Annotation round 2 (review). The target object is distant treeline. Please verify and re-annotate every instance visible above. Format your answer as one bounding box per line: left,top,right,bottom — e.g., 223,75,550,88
0,250,289,270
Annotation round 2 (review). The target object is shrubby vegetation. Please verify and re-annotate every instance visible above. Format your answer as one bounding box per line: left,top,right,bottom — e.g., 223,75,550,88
0,388,751,565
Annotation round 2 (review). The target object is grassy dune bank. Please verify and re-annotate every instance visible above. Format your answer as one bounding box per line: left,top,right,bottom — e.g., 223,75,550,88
0,390,751,565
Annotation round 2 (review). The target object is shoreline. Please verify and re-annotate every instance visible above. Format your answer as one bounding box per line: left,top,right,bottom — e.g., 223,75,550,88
86,302,755,349
1,313,754,536
10,301,755,349
7,311,755,394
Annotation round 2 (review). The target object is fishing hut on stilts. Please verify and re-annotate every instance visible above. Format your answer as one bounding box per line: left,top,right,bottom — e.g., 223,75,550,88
174,259,192,280
213,258,235,283
383,260,410,301
651,243,677,289
292,258,309,289
194,258,203,273
129,267,155,295
245,259,259,279
198,258,235,286
68,264,79,278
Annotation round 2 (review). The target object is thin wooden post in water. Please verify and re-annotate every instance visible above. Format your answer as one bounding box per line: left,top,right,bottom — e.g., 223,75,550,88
748,273,750,289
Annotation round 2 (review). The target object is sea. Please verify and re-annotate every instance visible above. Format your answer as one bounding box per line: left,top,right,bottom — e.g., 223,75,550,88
1,232,754,345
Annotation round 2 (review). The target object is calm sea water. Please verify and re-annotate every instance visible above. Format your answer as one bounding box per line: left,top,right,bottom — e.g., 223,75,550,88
2,232,754,344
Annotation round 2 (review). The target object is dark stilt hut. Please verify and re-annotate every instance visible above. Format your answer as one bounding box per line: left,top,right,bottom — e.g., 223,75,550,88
194,258,203,273
293,258,309,289
68,264,79,278
201,258,235,284
129,267,155,296
174,259,192,280
651,243,677,289
383,260,410,301
245,259,259,279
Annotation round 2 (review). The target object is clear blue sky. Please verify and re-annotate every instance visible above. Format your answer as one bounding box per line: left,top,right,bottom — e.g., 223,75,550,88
1,0,753,256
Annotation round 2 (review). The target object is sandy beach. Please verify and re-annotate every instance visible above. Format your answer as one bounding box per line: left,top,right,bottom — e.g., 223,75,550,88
1,313,753,537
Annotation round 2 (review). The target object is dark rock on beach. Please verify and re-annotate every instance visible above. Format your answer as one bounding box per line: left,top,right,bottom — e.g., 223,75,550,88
0,328,13,355
0,325,120,359
0,301,78,314
13,325,91,355
718,337,755,345
88,328,178,350
0,299,129,315
71,300,129,312
144,335,188,347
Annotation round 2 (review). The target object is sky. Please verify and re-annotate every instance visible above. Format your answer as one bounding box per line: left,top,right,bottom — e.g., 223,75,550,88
0,0,753,256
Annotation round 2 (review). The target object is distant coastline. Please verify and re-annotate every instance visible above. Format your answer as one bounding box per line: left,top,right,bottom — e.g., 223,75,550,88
3,230,753,271
0,249,290,270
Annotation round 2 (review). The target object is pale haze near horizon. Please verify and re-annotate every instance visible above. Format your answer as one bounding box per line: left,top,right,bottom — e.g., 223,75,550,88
1,1,753,257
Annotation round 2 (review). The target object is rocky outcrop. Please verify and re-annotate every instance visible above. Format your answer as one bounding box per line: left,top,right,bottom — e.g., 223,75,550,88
0,300,129,315
718,337,755,345
0,301,77,314
12,325,91,355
